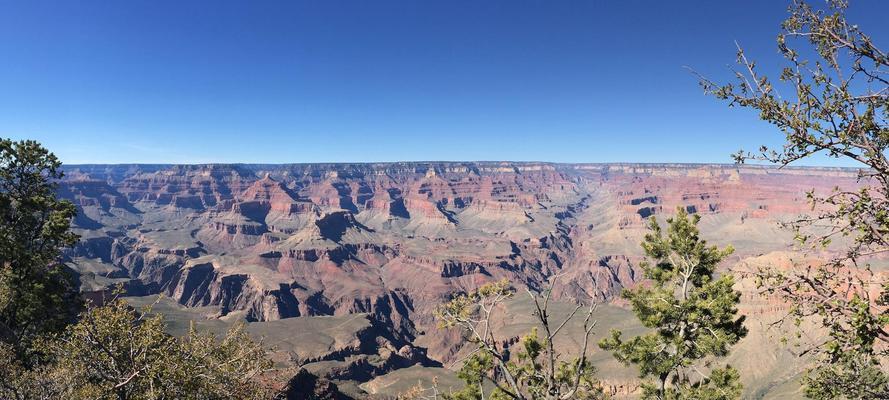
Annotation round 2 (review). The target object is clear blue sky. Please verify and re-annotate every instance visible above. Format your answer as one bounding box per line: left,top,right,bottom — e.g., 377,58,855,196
1,1,886,165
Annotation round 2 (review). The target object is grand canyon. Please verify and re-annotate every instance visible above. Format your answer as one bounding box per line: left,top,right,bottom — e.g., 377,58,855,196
56,162,872,399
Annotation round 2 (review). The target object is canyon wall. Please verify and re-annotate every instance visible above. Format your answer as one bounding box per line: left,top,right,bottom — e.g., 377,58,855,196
59,162,864,397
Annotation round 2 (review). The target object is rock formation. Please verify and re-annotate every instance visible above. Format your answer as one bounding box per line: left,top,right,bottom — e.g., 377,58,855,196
59,162,869,398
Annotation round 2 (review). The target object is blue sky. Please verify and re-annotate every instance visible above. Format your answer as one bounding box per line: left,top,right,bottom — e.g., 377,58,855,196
1,1,886,165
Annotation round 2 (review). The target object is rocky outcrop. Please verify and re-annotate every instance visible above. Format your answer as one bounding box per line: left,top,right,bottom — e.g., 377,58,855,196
600,379,642,398
163,262,301,321
60,162,865,397
63,161,860,314
279,369,351,400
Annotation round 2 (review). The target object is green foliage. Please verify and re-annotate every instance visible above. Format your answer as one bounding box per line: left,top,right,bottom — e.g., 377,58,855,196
697,0,888,397
436,279,514,332
0,341,69,400
0,139,81,359
660,366,742,400
599,208,745,399
434,280,603,400
803,349,889,400
443,330,601,400
2,297,274,400
800,292,889,399
0,139,278,398
449,351,496,400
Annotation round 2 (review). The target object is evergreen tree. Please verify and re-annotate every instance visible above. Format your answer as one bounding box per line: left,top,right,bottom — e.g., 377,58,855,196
599,208,746,400
0,139,277,399
0,139,81,361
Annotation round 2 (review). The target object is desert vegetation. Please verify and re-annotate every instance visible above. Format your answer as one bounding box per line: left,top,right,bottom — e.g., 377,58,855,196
0,1,886,399
696,0,888,397
430,279,603,399
0,139,274,400
400,209,745,400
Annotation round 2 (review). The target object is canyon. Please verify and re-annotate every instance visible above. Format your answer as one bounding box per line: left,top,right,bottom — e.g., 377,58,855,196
58,162,867,398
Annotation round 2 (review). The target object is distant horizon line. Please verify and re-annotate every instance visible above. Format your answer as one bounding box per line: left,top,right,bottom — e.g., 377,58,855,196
60,161,864,171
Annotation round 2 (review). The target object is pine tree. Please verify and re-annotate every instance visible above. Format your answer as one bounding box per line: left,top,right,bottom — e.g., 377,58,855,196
0,139,81,361
0,139,276,399
599,208,746,400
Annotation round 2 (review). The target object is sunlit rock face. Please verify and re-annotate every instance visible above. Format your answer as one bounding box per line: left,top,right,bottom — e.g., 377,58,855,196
59,162,869,395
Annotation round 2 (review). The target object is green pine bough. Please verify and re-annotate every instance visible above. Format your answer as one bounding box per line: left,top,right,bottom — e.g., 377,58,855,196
599,208,746,400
